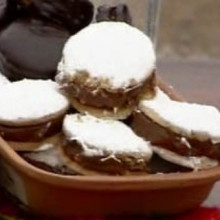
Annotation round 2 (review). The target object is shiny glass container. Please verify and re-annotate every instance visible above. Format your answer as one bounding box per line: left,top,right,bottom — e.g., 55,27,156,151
93,0,162,46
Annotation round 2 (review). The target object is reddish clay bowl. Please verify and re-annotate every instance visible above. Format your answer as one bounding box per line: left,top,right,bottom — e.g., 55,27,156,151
0,136,220,217
0,77,220,217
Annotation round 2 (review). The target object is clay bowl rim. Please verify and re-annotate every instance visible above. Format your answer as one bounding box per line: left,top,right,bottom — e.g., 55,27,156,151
1,137,220,191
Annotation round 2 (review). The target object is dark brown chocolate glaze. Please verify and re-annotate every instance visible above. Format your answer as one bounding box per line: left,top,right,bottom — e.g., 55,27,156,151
131,111,220,160
30,0,94,34
62,72,156,109
0,0,94,80
0,114,64,142
62,140,149,175
0,0,18,29
96,3,132,24
0,19,69,80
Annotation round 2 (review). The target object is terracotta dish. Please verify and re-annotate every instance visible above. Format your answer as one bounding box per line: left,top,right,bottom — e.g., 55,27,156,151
0,77,220,217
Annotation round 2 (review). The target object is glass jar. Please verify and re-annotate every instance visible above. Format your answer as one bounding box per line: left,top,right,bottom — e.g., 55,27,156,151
92,0,162,47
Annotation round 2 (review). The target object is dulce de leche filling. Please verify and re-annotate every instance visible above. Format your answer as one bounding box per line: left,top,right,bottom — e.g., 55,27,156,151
131,111,220,160
0,115,64,142
62,140,149,175
62,72,156,110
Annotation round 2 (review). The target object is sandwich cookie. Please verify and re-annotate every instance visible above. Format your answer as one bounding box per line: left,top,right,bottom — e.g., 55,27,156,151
131,88,220,161
0,19,69,80
56,22,156,120
0,79,69,151
60,114,153,175
0,0,94,81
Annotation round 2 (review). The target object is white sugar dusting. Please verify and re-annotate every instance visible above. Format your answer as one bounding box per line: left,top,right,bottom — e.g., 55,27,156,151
0,79,69,124
63,114,152,160
57,22,156,89
0,72,10,86
139,88,220,143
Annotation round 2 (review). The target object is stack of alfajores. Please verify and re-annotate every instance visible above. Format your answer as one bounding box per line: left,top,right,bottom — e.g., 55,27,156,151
0,0,219,176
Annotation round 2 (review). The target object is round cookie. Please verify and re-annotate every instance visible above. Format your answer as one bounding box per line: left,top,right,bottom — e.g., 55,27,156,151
0,19,69,80
56,22,156,119
131,88,220,160
0,79,69,126
0,0,94,80
0,79,69,150
60,113,153,175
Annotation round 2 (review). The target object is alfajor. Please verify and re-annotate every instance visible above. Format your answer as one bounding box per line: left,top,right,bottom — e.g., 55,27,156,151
0,79,69,151
131,88,220,161
56,22,156,119
60,113,153,175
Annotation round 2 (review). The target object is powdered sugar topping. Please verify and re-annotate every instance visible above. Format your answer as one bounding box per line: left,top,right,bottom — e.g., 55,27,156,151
57,22,155,89
139,88,220,143
63,114,152,159
0,72,10,86
0,79,69,125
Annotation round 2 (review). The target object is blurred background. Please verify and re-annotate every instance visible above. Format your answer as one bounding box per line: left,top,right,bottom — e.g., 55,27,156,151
158,0,220,59
156,0,220,111
95,0,220,59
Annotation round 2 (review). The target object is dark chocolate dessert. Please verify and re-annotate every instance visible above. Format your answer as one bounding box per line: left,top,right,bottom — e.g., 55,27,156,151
0,0,94,81
0,19,69,80
29,0,94,34
0,0,17,29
